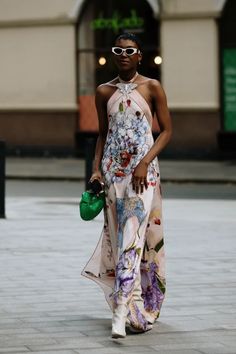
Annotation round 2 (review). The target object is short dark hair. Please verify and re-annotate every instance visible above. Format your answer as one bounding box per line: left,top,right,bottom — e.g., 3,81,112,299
114,32,142,52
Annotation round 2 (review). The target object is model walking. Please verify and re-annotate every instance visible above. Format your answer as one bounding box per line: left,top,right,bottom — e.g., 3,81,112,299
82,32,172,338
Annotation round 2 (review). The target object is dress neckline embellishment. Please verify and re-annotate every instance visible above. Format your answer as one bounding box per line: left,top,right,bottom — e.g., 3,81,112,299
118,72,139,83
116,82,137,95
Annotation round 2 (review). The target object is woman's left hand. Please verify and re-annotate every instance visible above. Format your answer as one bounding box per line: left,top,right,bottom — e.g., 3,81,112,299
132,160,148,194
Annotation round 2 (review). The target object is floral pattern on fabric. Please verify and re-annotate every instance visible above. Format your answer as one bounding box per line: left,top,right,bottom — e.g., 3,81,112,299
113,247,140,303
116,196,146,250
82,82,166,330
102,94,157,187
141,260,165,315
128,300,149,331
113,194,147,304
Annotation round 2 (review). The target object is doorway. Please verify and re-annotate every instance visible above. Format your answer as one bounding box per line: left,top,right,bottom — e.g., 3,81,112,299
76,0,161,134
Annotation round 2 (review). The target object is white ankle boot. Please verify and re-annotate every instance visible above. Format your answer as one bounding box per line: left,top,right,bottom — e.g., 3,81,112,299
111,304,127,338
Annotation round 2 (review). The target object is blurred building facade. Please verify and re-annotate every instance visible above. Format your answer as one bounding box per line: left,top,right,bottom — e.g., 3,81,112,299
0,0,235,157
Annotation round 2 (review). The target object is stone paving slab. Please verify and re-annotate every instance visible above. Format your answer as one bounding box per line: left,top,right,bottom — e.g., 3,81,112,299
0,197,236,353
0,348,31,353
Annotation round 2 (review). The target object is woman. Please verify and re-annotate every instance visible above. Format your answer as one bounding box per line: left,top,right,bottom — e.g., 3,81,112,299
82,32,172,338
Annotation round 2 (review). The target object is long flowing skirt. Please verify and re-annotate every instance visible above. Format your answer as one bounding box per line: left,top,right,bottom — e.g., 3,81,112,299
82,170,165,330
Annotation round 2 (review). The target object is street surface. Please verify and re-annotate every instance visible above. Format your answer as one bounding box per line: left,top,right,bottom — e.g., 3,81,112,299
0,180,236,354
5,180,236,199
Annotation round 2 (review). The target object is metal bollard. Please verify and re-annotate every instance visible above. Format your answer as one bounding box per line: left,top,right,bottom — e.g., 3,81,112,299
84,136,95,190
0,140,6,219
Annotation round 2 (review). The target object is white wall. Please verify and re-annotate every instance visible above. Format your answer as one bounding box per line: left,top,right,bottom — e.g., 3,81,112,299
0,25,77,109
162,0,226,17
0,0,224,111
0,0,76,23
161,18,219,109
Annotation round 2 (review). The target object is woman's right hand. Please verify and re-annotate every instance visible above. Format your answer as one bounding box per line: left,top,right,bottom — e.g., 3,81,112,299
90,170,103,183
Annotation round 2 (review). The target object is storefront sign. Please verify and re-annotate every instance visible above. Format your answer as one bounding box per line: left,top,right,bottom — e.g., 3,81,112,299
91,10,144,33
223,48,236,132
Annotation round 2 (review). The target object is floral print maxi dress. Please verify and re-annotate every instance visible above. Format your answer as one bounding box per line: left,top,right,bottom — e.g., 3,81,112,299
82,81,166,330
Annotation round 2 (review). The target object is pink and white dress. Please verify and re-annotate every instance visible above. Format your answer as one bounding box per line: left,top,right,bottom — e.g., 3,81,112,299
82,79,166,330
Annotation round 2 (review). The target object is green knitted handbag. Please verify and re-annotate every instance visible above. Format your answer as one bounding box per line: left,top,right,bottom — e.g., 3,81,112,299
79,190,105,221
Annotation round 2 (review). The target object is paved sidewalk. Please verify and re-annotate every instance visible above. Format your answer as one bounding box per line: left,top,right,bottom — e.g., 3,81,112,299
0,195,236,353
5,157,236,183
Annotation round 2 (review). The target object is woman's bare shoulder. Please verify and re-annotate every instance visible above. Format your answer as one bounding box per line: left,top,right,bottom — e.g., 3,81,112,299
141,77,165,98
96,78,117,96
95,78,118,105
138,75,161,87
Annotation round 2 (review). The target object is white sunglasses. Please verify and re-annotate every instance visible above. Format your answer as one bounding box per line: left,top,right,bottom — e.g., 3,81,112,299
112,47,140,56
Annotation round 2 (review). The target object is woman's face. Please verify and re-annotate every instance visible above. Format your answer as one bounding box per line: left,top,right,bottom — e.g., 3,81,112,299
112,39,142,71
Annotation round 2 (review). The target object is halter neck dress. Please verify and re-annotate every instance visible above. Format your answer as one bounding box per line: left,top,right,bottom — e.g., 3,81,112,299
82,77,166,330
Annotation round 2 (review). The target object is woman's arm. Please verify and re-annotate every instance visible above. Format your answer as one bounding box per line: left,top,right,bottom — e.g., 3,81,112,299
90,86,108,181
143,80,172,163
132,80,172,193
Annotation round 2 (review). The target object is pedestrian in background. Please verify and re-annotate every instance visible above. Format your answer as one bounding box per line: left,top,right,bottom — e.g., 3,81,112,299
82,32,172,338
